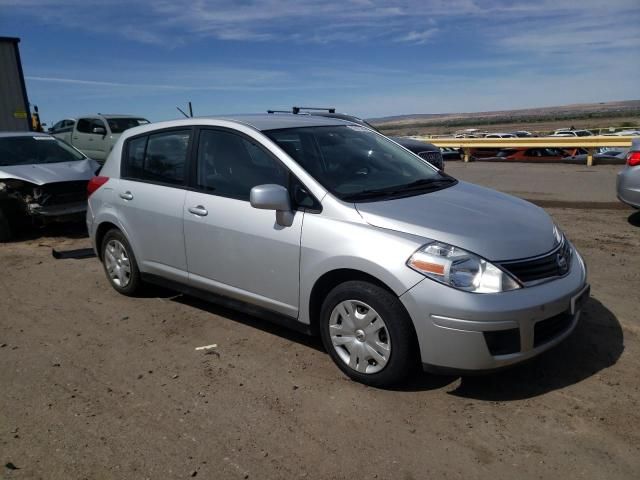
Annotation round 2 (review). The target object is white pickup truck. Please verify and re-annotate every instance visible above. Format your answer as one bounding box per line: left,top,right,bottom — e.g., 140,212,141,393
51,114,149,162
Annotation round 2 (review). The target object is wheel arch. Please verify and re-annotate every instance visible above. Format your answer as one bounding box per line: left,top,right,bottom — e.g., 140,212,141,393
308,268,412,336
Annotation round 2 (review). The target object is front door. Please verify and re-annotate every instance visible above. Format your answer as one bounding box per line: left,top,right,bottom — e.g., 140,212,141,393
74,117,108,160
183,128,302,318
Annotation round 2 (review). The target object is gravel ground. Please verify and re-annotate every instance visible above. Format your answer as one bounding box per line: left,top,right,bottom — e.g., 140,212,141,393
1,164,639,479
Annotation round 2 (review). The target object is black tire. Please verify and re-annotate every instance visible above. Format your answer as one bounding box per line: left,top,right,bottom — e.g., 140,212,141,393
319,280,417,387
0,207,12,242
101,229,142,296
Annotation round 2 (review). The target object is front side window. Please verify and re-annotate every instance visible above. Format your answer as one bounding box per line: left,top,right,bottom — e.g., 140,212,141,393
124,130,190,186
0,136,86,166
76,118,93,133
266,125,454,202
196,129,288,200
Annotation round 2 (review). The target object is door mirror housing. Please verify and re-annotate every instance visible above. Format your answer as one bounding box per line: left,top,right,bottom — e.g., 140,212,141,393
250,184,293,226
92,126,106,135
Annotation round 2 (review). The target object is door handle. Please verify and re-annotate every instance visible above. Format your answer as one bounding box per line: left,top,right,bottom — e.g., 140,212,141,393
119,191,134,201
188,205,208,217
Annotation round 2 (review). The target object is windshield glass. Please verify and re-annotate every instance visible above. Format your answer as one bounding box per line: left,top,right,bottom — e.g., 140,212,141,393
265,125,453,201
0,136,86,166
107,117,150,134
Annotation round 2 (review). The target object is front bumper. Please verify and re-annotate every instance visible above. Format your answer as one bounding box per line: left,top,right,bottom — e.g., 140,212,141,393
400,248,588,371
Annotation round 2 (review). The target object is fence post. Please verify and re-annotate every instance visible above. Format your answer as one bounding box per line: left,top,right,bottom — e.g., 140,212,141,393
463,148,471,163
587,147,595,167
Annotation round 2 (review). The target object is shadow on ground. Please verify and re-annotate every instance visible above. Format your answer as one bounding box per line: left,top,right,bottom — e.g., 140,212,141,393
628,210,640,227
448,297,623,400
173,295,325,353
163,289,622,400
8,220,88,242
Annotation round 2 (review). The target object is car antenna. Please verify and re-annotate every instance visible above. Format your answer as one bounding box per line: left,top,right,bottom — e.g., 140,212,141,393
176,101,194,118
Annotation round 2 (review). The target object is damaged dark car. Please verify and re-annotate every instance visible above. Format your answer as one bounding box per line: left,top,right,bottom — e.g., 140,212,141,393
0,132,99,241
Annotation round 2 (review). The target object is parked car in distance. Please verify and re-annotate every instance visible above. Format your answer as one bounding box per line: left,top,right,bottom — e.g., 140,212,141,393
0,132,99,241
269,108,444,170
617,138,640,208
48,118,75,135
550,129,593,137
492,148,569,162
440,147,463,161
52,114,150,162
87,115,589,387
485,133,516,138
513,131,535,137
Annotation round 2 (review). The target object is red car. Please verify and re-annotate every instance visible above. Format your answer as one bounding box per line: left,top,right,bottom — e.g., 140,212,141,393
493,148,571,162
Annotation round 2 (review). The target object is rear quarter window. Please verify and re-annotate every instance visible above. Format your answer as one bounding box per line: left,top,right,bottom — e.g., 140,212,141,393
123,129,191,186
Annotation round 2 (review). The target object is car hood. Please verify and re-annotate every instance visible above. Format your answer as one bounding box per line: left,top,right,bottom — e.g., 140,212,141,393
390,137,438,152
0,158,99,185
355,181,556,262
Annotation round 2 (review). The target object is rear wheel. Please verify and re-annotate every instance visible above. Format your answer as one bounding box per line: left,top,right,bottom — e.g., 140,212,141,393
319,280,416,387
101,229,142,296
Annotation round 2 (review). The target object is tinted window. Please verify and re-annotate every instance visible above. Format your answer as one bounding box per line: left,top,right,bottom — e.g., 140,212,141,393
76,118,92,133
196,129,288,200
124,130,190,186
107,117,150,134
0,136,85,166
266,125,444,200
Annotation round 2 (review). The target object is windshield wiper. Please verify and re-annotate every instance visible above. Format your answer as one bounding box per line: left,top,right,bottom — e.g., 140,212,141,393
342,176,456,201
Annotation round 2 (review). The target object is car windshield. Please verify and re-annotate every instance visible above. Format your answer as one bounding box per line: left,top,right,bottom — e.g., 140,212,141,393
0,136,86,166
265,125,454,202
107,117,150,134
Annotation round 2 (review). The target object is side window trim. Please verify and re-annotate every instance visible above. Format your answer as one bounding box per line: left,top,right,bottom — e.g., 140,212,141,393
189,126,321,211
121,126,194,189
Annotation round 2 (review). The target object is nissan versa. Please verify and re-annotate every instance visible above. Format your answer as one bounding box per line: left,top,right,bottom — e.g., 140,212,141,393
87,115,589,387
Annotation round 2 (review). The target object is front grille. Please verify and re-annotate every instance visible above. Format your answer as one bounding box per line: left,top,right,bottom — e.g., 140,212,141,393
418,151,443,168
36,181,88,206
499,240,571,285
483,328,521,356
534,312,573,347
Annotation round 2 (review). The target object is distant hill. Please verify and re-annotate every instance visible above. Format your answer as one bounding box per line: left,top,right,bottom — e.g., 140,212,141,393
369,100,640,136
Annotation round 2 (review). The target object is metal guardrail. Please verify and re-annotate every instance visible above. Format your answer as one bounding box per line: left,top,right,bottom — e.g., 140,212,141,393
415,136,635,166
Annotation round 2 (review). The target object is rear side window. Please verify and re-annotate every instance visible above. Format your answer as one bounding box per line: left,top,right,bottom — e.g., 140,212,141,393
124,129,191,186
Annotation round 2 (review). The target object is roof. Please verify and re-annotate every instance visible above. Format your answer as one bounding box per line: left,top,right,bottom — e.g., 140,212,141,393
0,36,20,44
215,113,353,131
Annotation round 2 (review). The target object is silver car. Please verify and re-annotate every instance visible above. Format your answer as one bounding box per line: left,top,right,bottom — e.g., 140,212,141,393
0,132,99,241
617,138,640,209
87,115,589,387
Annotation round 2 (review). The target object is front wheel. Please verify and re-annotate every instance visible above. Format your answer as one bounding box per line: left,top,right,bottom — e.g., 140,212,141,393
319,281,417,387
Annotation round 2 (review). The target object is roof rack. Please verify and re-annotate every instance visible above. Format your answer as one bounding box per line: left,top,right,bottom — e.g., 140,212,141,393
292,106,336,114
266,110,291,114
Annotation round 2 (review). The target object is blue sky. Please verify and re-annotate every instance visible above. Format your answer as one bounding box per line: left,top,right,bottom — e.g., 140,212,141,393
1,0,639,125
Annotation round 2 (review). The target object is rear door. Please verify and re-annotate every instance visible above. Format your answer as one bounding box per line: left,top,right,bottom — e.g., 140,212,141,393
183,127,303,317
115,128,193,283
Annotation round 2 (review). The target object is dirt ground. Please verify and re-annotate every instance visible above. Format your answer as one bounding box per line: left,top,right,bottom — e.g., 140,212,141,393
1,164,639,479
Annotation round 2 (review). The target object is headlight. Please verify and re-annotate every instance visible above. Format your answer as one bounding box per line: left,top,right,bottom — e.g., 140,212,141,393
407,241,521,293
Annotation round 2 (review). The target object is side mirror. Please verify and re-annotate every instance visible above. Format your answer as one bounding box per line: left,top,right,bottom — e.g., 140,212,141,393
92,126,106,135
250,184,293,226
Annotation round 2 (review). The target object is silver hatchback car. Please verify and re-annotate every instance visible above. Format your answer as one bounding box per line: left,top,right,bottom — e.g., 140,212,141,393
87,115,589,387
617,138,640,209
